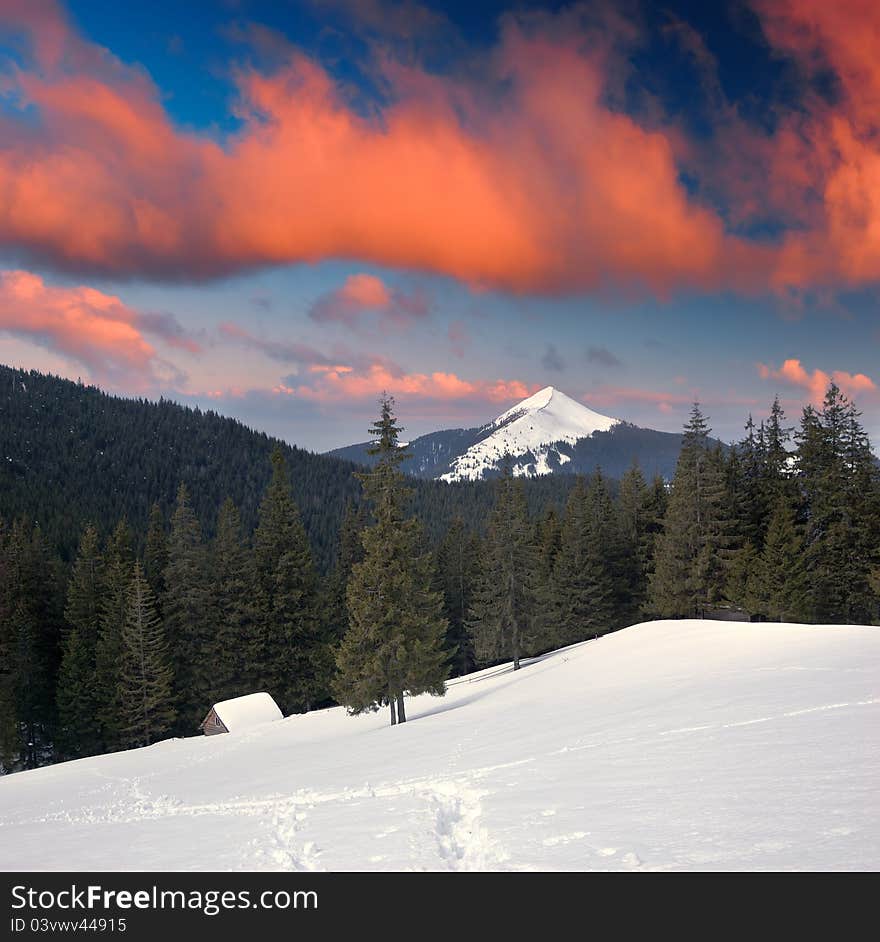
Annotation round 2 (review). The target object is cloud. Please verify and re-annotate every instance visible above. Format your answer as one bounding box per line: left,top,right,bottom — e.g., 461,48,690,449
0,268,190,386
585,345,622,368
541,343,565,372
0,1,774,295
757,358,877,406
273,363,536,405
308,273,429,331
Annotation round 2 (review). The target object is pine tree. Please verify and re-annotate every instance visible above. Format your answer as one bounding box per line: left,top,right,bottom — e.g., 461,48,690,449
95,519,133,750
618,462,653,617
163,484,210,732
649,405,735,617
753,496,810,622
325,500,369,647
586,470,632,629
56,524,104,758
469,468,539,669
207,498,260,703
0,520,63,768
797,385,880,623
436,517,479,676
547,476,615,647
144,502,168,602
253,449,329,713
118,563,175,748
335,396,448,724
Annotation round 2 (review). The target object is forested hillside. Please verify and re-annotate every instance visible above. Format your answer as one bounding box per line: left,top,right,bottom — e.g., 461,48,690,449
1,366,877,778
0,366,577,569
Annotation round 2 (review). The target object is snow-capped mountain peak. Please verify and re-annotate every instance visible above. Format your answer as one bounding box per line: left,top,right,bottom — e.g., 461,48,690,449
440,386,619,482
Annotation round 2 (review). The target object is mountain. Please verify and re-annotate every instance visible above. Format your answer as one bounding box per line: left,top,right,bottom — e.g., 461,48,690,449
330,386,709,481
1,619,877,870
0,366,580,568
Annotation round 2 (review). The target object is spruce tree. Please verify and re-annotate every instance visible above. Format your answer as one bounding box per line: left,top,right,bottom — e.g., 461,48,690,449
163,483,210,731
144,502,169,602
252,449,329,713
753,496,810,622
436,517,479,676
57,524,104,758
325,500,368,647
469,468,538,669
618,462,653,617
548,476,615,646
649,405,735,617
118,563,176,748
335,396,448,723
797,385,880,623
207,498,260,703
0,520,63,768
95,519,133,750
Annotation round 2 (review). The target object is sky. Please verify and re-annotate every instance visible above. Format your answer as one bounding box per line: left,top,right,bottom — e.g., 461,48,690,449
0,0,879,452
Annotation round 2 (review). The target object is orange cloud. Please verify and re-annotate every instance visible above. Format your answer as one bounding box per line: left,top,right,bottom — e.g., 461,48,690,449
746,1,880,290
276,361,536,404
0,268,188,385
0,2,775,294
757,358,877,405
309,273,429,330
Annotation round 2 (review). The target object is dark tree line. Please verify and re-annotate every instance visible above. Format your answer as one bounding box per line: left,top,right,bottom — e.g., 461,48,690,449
1,384,878,772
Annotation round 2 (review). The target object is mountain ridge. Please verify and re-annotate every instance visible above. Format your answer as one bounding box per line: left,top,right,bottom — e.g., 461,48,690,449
329,386,715,481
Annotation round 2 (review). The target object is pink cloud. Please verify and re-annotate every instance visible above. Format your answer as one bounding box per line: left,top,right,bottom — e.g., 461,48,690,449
757,358,877,405
309,273,429,331
277,361,536,405
0,268,190,386
0,2,775,295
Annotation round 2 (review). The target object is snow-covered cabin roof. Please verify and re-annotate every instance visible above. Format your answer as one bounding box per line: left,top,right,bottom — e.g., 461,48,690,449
208,693,282,732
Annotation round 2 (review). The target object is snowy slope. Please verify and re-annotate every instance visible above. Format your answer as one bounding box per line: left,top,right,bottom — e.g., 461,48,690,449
439,386,619,481
1,620,878,872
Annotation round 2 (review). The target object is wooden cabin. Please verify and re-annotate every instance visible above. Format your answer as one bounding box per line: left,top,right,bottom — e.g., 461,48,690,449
199,692,283,735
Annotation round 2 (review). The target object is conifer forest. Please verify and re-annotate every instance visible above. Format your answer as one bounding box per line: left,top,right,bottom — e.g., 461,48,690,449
1,367,878,772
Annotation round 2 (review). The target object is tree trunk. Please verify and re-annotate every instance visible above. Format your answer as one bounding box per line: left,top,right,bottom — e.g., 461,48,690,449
389,697,397,726
397,691,406,723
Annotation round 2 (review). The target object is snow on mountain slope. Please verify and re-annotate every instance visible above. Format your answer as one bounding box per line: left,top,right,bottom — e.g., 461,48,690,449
439,386,619,481
1,620,878,872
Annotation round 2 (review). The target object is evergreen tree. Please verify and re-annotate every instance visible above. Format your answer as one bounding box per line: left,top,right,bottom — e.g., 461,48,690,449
0,520,63,768
336,396,448,724
725,541,763,617
118,563,175,748
252,449,329,713
163,484,210,732
586,469,633,628
797,385,880,623
650,405,735,617
753,496,810,622
56,524,104,758
207,498,260,703
95,519,133,751
469,468,538,669
618,462,653,617
436,517,480,676
144,502,169,601
547,476,615,647
325,500,368,647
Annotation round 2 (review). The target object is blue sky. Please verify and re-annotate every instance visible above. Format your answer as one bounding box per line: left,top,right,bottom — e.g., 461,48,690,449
0,0,878,450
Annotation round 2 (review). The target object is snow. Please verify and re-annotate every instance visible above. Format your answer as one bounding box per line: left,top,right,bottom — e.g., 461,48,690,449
440,386,618,482
210,693,282,732
1,619,878,871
